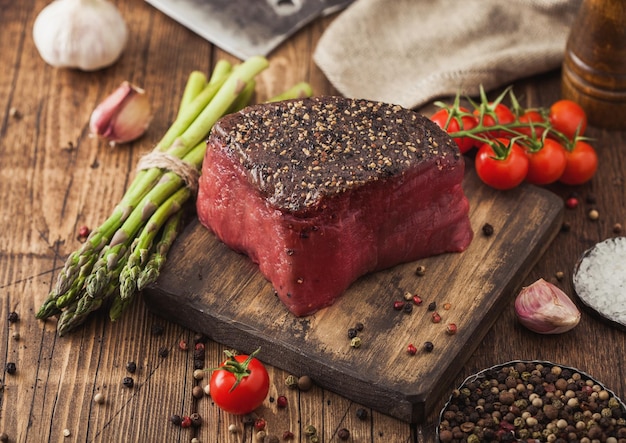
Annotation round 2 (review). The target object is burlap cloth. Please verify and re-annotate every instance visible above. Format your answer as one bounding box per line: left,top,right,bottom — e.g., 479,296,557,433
313,0,581,109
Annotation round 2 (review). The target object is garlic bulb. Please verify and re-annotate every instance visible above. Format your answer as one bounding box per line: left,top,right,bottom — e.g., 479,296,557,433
515,278,581,334
33,0,128,71
89,81,152,146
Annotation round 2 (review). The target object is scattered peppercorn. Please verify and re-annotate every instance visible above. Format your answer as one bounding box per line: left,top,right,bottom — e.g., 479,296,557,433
407,343,417,355
415,264,426,276
151,324,164,335
254,418,267,431
354,322,364,331
93,392,105,404
285,374,298,389
413,295,423,305
481,223,494,236
350,337,362,348
356,408,369,420
276,395,288,408
192,386,204,399
613,223,623,234
194,359,204,370
158,347,169,358
12,332,19,341
403,302,413,314
393,300,405,311
565,196,579,209
431,311,441,323
5,362,16,375
190,412,202,427
126,361,137,373
446,323,457,335
297,375,313,391
347,327,358,339
170,414,182,426
423,341,434,352
443,302,451,310
178,340,188,351
337,428,350,440
304,425,317,436
7,311,19,323
403,291,413,301
588,208,599,220
282,430,294,440
561,221,571,232
194,342,205,352
585,193,597,204
427,301,437,311
122,377,134,388
555,270,565,281
63,429,71,437
227,423,238,433
77,225,91,240
193,369,204,380
181,416,192,428
255,430,266,442
203,384,211,396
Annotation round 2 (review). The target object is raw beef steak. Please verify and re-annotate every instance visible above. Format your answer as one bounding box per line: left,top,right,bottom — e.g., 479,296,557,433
196,96,473,316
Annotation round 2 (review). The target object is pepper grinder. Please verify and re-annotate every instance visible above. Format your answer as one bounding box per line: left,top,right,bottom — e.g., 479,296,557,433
561,0,626,129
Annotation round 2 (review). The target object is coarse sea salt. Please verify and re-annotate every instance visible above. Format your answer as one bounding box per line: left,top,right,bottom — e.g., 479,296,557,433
573,237,626,328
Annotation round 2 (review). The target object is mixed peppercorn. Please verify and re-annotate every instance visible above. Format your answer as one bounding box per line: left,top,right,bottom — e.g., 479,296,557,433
438,361,626,442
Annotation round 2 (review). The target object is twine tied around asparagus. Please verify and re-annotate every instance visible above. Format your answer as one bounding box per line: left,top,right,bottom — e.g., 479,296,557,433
136,150,200,194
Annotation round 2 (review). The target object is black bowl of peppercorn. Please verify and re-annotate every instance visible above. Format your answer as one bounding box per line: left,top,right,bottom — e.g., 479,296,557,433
437,360,626,442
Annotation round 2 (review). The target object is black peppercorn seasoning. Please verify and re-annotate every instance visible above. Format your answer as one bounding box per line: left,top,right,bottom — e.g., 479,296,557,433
158,347,169,358
5,362,16,375
126,361,137,373
356,408,368,420
482,223,494,236
170,414,182,426
122,377,134,388
7,312,19,323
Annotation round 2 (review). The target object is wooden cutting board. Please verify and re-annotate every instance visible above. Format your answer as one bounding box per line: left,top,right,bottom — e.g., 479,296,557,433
143,166,564,423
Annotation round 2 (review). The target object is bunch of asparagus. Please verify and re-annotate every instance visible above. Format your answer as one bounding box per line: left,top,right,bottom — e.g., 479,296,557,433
36,56,313,335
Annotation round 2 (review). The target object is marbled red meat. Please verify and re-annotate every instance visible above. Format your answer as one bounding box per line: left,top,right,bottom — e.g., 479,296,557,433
196,96,473,316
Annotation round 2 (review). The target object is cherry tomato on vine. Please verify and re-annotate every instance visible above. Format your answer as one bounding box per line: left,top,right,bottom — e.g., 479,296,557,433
209,349,270,415
549,99,587,139
559,140,598,185
524,138,568,185
475,138,529,190
474,103,515,138
517,110,547,139
430,107,478,153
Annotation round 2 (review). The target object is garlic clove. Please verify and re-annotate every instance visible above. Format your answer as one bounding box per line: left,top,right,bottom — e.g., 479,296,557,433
33,0,128,71
514,278,581,334
89,81,152,146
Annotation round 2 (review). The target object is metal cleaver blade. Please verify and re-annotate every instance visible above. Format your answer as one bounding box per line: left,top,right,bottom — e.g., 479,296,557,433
145,0,354,60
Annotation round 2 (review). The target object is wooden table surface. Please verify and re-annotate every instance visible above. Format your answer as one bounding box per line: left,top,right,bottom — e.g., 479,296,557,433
1,1,625,442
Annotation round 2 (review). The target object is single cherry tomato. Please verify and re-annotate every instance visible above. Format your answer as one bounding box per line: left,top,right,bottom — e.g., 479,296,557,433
474,103,515,138
430,107,478,153
475,138,529,190
549,99,587,139
517,110,547,139
524,138,568,185
559,140,598,185
209,349,270,415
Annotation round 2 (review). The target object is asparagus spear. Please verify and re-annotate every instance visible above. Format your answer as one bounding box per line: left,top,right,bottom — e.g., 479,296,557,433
35,69,215,320
39,55,315,335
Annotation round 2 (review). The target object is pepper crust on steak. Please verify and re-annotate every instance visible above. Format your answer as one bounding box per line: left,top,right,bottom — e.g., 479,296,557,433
196,96,473,316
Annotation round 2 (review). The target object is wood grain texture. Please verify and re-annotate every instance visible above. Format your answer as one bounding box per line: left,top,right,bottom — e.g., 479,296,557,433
1,0,625,442
144,165,564,423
